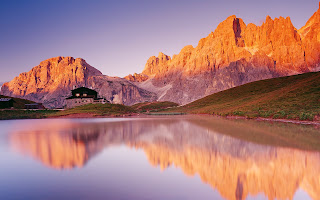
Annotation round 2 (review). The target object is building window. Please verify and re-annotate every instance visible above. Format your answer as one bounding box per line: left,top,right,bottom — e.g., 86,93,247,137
76,93,80,97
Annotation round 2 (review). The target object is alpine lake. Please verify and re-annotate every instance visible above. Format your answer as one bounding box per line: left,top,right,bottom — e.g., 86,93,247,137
1,115,320,200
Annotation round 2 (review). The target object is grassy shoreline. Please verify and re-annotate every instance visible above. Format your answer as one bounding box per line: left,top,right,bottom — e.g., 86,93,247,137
1,108,319,126
0,109,58,120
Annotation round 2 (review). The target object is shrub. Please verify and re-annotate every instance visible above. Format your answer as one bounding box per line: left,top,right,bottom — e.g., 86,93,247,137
233,110,245,116
299,112,314,121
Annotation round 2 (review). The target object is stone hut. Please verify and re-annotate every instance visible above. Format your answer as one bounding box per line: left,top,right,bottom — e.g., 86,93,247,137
66,87,107,108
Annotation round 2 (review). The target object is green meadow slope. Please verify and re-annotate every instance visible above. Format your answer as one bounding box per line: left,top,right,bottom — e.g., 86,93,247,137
48,103,135,117
172,72,320,121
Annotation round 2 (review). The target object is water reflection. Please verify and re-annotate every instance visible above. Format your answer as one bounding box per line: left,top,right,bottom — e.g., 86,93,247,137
9,117,320,200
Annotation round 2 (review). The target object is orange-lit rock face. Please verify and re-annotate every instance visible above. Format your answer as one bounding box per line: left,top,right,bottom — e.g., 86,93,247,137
0,56,157,108
124,73,149,82
1,56,102,108
137,4,320,104
142,12,316,77
9,117,320,199
5,56,102,96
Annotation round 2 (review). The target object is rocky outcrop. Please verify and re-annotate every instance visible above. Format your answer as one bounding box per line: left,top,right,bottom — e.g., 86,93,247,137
133,3,320,105
124,73,149,82
1,57,156,108
87,75,156,105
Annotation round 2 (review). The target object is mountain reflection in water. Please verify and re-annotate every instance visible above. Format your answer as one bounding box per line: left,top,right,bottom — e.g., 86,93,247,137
9,117,320,200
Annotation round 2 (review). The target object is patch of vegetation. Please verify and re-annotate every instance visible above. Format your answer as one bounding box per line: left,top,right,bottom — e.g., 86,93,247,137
48,103,135,117
131,101,179,112
0,110,58,120
168,72,320,121
49,101,179,118
299,112,314,121
146,112,186,116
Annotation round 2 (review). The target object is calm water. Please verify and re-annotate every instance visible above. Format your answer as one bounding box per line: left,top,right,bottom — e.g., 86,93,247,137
0,116,319,200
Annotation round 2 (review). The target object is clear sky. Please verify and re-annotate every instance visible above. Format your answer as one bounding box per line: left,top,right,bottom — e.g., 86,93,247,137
0,0,319,82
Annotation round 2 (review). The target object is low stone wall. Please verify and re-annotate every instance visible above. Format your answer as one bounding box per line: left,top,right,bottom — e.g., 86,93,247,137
66,98,108,109
66,98,94,109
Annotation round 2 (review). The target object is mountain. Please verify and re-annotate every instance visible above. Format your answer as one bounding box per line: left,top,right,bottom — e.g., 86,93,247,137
2,2,320,108
1,57,156,108
127,3,320,104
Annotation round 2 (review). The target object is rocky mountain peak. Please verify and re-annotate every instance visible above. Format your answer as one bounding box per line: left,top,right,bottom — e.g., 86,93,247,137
142,52,171,76
1,57,156,108
266,15,272,22
214,15,245,37
299,2,320,36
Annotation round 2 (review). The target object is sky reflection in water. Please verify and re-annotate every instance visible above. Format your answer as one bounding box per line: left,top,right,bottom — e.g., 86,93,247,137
0,116,319,200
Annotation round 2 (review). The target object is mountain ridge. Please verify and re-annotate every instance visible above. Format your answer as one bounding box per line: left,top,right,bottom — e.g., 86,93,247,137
127,3,320,104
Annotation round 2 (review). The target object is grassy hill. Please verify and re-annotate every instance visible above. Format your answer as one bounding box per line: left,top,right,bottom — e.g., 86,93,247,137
170,72,320,121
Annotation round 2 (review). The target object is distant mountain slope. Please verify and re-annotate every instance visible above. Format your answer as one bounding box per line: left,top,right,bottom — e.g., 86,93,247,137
173,72,320,121
127,2,320,105
1,57,156,108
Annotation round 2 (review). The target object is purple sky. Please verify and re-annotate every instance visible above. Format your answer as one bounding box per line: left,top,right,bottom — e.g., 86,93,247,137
0,0,319,82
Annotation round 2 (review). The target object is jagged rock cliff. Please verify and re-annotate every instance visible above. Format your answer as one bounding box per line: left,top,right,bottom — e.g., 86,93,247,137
128,3,320,104
1,57,156,108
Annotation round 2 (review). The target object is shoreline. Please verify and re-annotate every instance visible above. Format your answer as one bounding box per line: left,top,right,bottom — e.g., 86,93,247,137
47,112,140,119
1,109,319,125
222,115,320,125
47,112,320,125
